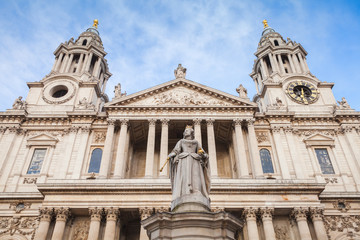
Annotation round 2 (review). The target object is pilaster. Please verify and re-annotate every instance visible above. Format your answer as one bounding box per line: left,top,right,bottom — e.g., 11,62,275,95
114,119,129,178
206,118,218,177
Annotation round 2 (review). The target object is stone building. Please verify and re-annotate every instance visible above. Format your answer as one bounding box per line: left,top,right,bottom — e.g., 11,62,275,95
0,20,359,240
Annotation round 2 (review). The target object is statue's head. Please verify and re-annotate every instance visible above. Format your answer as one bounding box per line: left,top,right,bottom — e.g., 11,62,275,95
183,125,194,139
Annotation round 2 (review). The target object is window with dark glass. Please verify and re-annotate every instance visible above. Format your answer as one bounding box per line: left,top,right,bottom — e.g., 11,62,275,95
315,148,335,174
27,148,47,174
259,148,274,173
88,148,103,173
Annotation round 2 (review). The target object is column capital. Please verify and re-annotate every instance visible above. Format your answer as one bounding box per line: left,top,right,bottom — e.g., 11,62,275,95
139,207,153,220
148,119,157,126
270,126,282,133
154,206,169,213
309,207,324,221
243,207,258,220
54,207,71,222
107,119,116,126
39,207,53,222
105,207,119,221
291,207,309,221
233,118,244,126
193,118,202,125
160,118,170,126
89,207,103,221
119,119,129,126
260,207,274,221
206,118,215,126
245,118,255,126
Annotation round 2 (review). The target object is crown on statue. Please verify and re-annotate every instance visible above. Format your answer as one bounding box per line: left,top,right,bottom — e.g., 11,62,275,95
185,125,193,129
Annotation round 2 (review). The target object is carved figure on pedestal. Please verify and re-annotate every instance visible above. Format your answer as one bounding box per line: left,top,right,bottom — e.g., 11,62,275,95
168,126,210,210
337,97,351,109
114,83,127,98
174,64,187,79
12,96,27,110
236,84,248,98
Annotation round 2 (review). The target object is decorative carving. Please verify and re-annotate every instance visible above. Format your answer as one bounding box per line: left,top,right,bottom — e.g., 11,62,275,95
243,207,258,220
108,119,116,126
206,118,214,126
267,97,286,111
9,201,31,213
233,118,243,126
23,178,37,184
89,207,103,221
333,200,351,212
337,97,351,109
114,83,127,98
139,207,153,220
12,96,27,110
271,126,282,133
174,64,186,79
105,207,119,221
260,207,274,220
148,119,157,126
291,207,308,221
325,177,338,184
256,132,269,143
246,118,255,126
236,84,248,98
76,97,95,110
120,119,129,126
54,207,71,222
310,207,324,221
0,216,38,238
274,225,290,240
154,207,169,213
94,132,106,143
160,118,169,126
39,207,53,222
211,207,225,213
324,215,360,235
42,81,76,104
72,220,90,240
193,118,202,125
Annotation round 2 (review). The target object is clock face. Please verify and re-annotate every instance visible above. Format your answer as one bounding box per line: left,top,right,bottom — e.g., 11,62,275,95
286,81,319,104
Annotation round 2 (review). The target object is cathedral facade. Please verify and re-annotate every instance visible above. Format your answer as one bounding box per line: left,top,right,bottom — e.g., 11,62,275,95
0,21,359,240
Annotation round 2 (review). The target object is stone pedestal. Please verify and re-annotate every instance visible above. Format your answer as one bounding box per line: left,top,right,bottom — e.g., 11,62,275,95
142,211,243,240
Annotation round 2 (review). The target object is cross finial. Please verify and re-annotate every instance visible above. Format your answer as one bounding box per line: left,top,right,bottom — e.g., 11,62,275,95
262,19,269,28
93,19,99,29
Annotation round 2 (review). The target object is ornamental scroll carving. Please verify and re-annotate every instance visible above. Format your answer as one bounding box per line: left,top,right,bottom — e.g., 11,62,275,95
274,225,290,240
72,219,90,240
324,215,360,236
152,91,230,106
0,216,38,239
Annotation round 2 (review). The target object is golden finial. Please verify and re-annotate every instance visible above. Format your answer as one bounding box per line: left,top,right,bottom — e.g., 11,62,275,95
93,19,99,29
262,19,269,29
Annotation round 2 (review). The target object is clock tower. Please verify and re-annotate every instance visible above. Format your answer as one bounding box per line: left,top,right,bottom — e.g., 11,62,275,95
25,20,111,114
250,20,337,115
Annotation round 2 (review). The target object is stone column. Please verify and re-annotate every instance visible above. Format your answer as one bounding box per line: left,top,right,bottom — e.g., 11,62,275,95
85,52,94,72
81,53,89,72
93,57,102,78
234,119,249,177
59,54,69,73
88,207,103,240
268,53,279,73
76,54,84,73
284,127,305,179
287,53,296,73
243,208,260,240
145,119,156,177
54,52,64,72
139,207,152,240
260,58,268,79
297,53,306,72
34,207,53,240
65,54,74,73
292,54,301,73
72,126,91,179
310,207,327,240
292,208,311,240
271,126,291,179
276,54,286,74
51,208,70,240
104,208,119,240
260,207,276,240
206,119,218,177
246,119,263,177
193,118,202,145
159,119,169,177
114,119,129,178
98,120,115,178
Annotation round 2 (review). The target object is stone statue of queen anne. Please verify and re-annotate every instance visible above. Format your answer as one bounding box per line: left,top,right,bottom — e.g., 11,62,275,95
168,126,211,211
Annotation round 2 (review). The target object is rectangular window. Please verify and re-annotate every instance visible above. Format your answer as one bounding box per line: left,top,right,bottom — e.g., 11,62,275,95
315,148,335,174
27,148,47,174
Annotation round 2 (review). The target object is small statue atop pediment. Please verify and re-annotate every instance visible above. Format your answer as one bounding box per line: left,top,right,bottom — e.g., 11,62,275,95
337,97,351,109
236,84,248,98
12,96,27,110
114,83,127,98
174,64,186,79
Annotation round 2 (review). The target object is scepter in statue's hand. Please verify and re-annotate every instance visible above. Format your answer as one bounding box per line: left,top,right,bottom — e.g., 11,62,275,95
160,152,176,172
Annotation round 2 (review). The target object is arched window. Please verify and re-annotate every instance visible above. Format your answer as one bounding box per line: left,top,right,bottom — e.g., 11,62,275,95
82,39,87,46
88,148,103,173
274,40,279,46
259,148,274,173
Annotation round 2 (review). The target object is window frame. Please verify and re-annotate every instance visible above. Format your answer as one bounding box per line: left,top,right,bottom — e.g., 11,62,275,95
23,147,49,176
259,148,275,174
86,146,104,175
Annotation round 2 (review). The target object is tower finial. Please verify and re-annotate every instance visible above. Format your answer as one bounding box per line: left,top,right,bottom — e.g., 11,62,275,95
262,19,269,29
93,19,99,29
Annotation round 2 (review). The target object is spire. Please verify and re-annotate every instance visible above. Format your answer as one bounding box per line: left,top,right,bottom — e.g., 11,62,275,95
86,19,100,36
261,19,275,36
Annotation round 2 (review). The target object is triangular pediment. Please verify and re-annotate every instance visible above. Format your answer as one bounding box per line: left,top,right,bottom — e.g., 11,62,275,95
304,134,334,141
27,133,58,147
303,133,334,147
105,78,257,108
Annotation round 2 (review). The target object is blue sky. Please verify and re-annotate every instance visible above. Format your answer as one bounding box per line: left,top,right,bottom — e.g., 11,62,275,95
0,0,359,111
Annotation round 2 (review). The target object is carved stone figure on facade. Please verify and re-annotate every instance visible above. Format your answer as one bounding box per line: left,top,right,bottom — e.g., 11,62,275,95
77,97,95,110
168,126,210,210
12,96,27,110
337,97,351,109
275,97,284,107
267,97,286,111
236,84,248,98
114,83,127,98
174,64,186,79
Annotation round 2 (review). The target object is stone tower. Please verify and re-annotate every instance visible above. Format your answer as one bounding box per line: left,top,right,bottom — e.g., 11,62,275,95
25,20,111,114
250,20,337,114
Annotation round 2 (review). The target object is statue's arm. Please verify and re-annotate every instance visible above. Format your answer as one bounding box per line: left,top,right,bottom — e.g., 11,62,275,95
168,140,182,159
